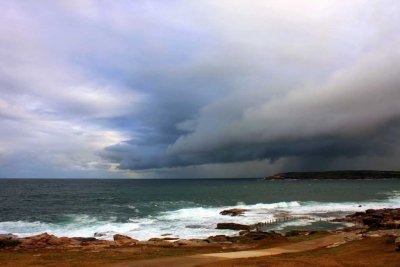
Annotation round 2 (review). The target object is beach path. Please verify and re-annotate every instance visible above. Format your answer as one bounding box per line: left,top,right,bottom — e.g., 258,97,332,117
112,232,358,267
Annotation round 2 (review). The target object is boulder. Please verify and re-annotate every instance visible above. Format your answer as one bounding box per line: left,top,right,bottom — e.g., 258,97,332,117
340,208,400,229
113,234,134,241
29,233,54,242
20,233,80,249
113,234,138,245
21,233,57,248
216,223,251,231
220,208,248,216
395,237,400,251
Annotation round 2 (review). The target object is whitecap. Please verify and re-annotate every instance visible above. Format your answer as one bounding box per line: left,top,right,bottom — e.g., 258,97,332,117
1,191,399,241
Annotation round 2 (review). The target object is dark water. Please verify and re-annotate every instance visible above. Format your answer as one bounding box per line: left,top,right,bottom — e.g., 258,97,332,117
0,179,399,240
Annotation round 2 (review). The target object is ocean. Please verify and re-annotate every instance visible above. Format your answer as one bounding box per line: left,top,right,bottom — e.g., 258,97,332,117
0,179,399,240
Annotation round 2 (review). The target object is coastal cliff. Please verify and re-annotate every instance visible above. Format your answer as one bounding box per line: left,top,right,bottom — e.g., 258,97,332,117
264,170,400,180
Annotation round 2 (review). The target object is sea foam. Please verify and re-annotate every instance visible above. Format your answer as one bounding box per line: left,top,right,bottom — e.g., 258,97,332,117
1,192,399,241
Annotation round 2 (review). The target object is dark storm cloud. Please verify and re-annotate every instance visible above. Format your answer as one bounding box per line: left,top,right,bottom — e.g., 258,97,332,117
1,0,400,178
103,121,400,171
106,32,400,172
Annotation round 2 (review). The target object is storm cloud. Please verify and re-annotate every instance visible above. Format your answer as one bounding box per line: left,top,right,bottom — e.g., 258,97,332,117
1,1,400,178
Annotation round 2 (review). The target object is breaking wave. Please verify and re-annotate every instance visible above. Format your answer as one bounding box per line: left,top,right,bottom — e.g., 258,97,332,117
1,192,399,241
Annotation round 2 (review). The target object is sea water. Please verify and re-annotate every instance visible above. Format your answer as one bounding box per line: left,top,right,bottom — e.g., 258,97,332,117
0,178,399,240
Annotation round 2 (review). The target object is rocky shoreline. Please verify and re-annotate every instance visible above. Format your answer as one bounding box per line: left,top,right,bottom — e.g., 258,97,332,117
1,208,399,252
0,229,289,251
332,208,400,228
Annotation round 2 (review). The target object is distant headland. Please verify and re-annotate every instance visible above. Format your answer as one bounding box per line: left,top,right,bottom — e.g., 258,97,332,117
264,170,400,180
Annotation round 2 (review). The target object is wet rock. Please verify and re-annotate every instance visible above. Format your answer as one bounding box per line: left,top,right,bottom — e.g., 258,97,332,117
94,232,113,238
94,232,104,238
220,208,248,216
339,208,400,229
216,223,251,231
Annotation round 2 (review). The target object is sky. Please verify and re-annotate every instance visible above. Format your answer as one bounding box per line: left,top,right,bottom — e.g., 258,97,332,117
1,0,400,178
